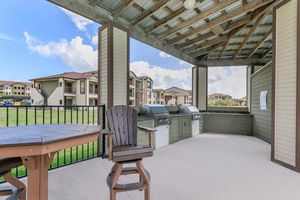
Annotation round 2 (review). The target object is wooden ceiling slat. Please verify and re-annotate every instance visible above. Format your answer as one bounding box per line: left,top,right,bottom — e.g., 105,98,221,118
233,1,275,59
130,0,169,26
247,28,272,59
165,0,274,45
114,0,136,17
158,0,240,40
146,7,186,34
183,35,229,54
262,46,272,58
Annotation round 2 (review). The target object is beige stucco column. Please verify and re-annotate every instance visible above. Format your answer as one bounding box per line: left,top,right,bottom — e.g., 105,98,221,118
98,23,129,108
272,0,300,172
192,65,207,111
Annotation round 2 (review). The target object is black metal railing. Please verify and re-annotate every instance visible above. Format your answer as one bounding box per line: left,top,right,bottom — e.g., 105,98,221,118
0,105,106,183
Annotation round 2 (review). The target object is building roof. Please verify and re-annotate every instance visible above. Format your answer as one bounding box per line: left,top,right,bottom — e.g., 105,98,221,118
136,76,153,81
0,81,31,87
153,89,164,92
31,70,98,81
49,0,281,66
165,87,190,95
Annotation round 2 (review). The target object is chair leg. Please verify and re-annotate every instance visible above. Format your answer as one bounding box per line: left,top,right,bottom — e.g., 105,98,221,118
136,161,150,200
110,163,122,200
110,189,116,200
3,170,26,200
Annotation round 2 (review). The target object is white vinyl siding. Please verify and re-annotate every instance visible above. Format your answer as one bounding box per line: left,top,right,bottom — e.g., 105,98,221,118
113,27,128,105
274,0,298,166
198,67,207,111
192,67,197,106
100,28,108,106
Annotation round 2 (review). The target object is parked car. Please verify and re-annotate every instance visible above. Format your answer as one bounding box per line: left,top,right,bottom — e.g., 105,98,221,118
21,99,31,106
3,101,13,107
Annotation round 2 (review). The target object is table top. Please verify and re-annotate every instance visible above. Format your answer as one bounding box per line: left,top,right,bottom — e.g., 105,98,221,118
0,124,101,147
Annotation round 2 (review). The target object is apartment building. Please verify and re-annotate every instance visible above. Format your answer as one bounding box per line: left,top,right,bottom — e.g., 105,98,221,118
129,72,153,106
30,71,98,106
164,87,192,106
0,81,31,103
152,89,165,105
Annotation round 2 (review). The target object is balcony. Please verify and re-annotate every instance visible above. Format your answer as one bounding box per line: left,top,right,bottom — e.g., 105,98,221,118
64,86,76,94
5,133,299,200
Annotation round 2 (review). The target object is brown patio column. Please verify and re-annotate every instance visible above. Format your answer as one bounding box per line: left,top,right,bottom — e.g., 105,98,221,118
192,65,207,111
272,0,300,172
98,23,129,108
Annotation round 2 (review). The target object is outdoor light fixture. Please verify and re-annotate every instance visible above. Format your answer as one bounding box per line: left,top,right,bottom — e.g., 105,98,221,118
184,0,196,9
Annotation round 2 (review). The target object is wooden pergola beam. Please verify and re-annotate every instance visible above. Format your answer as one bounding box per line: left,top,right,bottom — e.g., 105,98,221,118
114,0,136,17
247,28,272,59
174,12,256,49
146,7,186,34
158,0,239,40
165,0,274,45
199,58,271,66
184,35,229,54
262,46,272,58
192,42,225,58
131,0,169,26
233,14,265,59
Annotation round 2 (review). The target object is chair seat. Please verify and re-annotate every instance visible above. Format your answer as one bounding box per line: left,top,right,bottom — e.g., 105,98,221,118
0,158,22,175
113,145,153,162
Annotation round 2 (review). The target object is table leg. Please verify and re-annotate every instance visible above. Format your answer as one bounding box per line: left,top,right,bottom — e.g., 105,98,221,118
22,153,55,200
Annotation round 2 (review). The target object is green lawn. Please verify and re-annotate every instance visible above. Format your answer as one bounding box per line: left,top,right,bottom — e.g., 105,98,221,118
0,107,102,127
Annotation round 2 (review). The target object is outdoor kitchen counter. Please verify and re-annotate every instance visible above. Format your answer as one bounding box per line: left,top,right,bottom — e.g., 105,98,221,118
200,112,253,136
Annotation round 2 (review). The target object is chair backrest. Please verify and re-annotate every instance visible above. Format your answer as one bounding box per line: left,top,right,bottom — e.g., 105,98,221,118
107,105,138,146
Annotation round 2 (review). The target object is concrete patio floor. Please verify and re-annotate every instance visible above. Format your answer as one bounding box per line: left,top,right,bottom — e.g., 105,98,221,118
3,133,300,200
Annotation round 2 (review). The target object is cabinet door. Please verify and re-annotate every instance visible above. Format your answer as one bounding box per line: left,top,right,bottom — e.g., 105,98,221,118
181,117,192,139
169,117,181,144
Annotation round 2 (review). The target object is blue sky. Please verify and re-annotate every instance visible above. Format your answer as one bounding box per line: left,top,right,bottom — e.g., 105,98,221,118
0,0,246,98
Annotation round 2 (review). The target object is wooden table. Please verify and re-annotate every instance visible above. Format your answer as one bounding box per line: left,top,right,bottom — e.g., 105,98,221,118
0,124,101,200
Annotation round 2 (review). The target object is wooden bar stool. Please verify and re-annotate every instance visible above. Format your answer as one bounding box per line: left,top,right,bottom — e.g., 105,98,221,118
102,105,156,200
0,157,26,200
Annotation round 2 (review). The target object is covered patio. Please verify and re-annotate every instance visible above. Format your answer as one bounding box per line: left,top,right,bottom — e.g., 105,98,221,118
8,133,300,200
1,0,300,199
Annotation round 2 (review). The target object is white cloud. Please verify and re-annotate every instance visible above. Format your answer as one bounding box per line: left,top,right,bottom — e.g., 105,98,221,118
60,8,94,31
159,51,171,58
0,33,16,42
208,66,247,98
24,32,97,72
130,61,192,90
91,34,98,45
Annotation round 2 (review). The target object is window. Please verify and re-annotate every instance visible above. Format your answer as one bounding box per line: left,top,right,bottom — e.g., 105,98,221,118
80,81,85,94
59,82,63,87
95,84,98,93
208,66,247,107
59,100,63,105
32,99,34,103
147,81,152,89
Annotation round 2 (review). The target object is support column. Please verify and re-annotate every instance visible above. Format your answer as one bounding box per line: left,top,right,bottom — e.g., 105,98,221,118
192,65,207,111
98,23,129,108
272,0,300,172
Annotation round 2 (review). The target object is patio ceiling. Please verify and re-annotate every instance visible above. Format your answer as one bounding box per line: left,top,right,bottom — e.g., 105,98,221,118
48,0,281,66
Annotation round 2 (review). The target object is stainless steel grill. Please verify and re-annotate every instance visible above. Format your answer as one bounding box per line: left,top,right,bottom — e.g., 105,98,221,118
140,104,170,126
179,105,201,120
